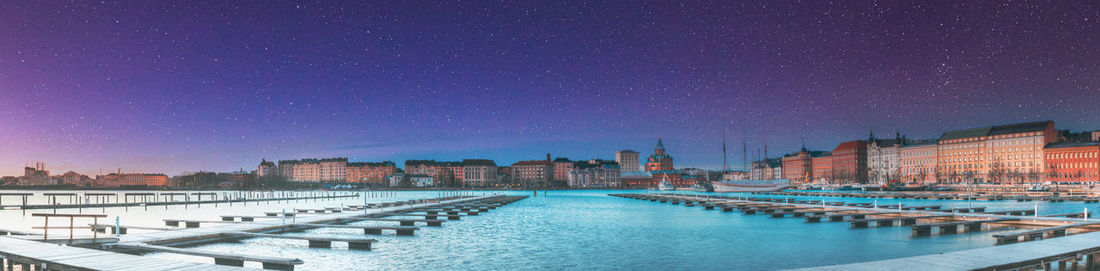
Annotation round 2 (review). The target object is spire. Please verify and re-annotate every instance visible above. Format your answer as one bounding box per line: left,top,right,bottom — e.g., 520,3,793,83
869,130,875,142
656,138,665,150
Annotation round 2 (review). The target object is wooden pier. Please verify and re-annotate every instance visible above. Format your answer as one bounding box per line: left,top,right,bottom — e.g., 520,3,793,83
757,190,1100,203
0,194,526,271
0,236,249,271
610,193,1100,246
789,229,1100,270
104,195,527,270
0,191,359,210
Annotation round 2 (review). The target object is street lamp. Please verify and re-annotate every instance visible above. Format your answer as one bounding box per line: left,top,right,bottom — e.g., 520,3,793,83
965,171,974,209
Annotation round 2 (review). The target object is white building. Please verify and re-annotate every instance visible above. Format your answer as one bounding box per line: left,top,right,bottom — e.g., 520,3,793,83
567,160,621,187
867,132,904,184
462,159,498,187
750,158,781,180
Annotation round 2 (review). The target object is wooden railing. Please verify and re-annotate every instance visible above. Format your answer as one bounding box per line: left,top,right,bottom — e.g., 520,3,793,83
31,213,108,243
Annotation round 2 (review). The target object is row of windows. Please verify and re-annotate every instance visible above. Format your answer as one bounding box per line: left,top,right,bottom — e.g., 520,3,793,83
1049,163,1099,169
901,150,936,157
940,162,1039,169
941,132,1042,144
1049,172,1098,179
1048,152,1099,159
902,159,936,165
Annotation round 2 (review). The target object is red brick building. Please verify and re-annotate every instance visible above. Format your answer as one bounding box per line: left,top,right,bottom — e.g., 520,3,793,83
620,171,654,187
512,160,553,187
831,140,868,183
1044,142,1100,183
652,172,691,187
811,154,833,183
346,161,396,184
782,148,821,184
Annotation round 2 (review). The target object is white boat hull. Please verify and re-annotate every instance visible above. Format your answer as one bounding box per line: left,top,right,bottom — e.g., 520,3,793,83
712,180,789,192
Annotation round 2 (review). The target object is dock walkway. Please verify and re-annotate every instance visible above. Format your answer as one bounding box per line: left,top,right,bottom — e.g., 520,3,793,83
789,230,1100,270
0,236,250,271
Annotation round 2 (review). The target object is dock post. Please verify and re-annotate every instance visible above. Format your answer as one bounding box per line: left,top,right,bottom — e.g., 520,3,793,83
214,258,245,267
1087,253,1095,271
308,240,332,248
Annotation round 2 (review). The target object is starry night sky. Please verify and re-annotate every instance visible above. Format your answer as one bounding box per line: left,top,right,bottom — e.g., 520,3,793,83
1,1,1098,176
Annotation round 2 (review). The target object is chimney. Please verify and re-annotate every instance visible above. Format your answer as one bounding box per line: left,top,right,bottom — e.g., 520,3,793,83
546,153,551,162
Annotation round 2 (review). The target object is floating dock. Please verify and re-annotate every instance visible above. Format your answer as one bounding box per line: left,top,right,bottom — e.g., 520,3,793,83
612,192,1100,270
0,194,527,270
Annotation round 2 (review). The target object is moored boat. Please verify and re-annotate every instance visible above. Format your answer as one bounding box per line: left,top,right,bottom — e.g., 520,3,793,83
658,175,676,191
711,179,789,192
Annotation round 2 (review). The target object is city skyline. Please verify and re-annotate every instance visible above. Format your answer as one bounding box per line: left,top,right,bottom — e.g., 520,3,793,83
3,1,1099,176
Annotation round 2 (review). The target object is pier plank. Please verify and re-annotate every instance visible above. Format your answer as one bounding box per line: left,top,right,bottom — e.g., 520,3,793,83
0,236,252,270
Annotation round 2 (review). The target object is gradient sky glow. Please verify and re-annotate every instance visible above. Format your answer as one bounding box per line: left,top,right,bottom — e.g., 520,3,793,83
2,1,1099,176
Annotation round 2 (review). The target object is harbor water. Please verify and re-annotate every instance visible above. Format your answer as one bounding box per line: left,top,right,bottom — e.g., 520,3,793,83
2,190,1097,270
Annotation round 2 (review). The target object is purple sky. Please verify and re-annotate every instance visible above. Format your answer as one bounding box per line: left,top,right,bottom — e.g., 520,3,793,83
1,1,1098,176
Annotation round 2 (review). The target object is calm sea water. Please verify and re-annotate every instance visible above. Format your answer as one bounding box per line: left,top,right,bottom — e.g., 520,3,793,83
2,189,1097,270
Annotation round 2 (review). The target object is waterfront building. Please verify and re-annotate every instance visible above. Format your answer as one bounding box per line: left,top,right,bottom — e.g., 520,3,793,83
1093,131,1100,142
275,158,348,182
60,171,89,186
462,159,498,187
319,158,347,182
552,157,575,185
257,159,276,177
567,160,622,187
407,174,435,187
387,173,405,187
723,171,748,180
831,140,868,183
781,147,824,184
498,166,512,186
615,150,640,172
937,121,1055,183
867,132,904,184
645,139,674,172
277,159,297,180
346,161,396,184
620,171,653,187
95,173,169,187
899,142,939,184
0,176,16,185
404,160,463,186
18,162,54,186
512,160,553,187
750,158,782,180
1043,142,1100,183
404,160,438,177
437,161,464,186
811,153,833,183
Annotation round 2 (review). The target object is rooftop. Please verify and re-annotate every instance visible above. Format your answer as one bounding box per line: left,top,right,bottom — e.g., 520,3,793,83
941,127,992,140
1045,141,1100,149
990,120,1053,136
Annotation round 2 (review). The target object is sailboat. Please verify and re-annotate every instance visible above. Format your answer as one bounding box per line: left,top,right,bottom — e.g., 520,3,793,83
658,174,675,191
710,135,789,192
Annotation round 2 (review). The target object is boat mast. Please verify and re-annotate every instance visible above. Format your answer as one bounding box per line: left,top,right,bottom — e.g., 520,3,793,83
722,128,728,175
